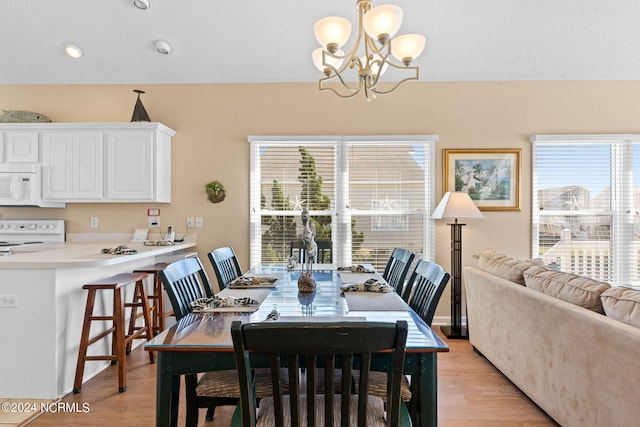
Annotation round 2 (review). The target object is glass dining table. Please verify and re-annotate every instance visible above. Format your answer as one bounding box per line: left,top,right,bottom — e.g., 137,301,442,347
145,264,449,427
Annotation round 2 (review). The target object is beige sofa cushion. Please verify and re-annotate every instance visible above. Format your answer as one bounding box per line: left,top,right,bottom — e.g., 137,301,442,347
524,266,611,313
477,249,543,285
601,287,640,328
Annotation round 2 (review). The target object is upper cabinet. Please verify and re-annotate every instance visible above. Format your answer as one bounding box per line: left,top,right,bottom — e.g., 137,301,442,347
1,122,175,203
6,131,39,162
105,127,172,202
42,131,104,200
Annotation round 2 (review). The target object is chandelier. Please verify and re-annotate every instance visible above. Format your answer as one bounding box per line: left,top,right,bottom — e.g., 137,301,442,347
312,0,426,101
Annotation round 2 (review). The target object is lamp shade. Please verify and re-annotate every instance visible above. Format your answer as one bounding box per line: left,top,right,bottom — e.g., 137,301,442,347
363,4,403,41
391,34,426,64
432,192,485,220
314,16,352,49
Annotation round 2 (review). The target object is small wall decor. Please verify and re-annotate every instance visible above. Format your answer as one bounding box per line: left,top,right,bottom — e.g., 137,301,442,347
205,180,226,203
444,149,521,211
130,89,151,122
0,110,51,123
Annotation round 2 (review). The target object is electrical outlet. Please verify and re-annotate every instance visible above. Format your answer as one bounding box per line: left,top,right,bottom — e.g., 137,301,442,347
90,217,98,228
0,295,17,308
195,217,203,228
186,217,194,228
149,216,160,228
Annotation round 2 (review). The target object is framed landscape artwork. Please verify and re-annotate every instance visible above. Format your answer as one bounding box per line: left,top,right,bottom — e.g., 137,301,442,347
444,149,521,211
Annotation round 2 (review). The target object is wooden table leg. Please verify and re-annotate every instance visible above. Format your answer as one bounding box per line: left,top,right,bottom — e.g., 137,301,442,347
410,352,438,427
156,352,180,427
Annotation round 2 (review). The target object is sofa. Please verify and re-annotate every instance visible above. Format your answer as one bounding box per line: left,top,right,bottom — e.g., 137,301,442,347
464,249,640,427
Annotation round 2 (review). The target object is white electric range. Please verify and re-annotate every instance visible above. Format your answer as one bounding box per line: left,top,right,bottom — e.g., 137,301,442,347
0,219,65,255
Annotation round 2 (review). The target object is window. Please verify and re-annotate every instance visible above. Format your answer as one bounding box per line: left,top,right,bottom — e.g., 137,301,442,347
531,135,640,286
248,135,437,271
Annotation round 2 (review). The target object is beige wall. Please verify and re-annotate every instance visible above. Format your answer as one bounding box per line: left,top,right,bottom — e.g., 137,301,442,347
1,81,639,319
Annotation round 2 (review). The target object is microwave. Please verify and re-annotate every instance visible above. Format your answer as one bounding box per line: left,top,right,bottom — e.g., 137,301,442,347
0,164,64,207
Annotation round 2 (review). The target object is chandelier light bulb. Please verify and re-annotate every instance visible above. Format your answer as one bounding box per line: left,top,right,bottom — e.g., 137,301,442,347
391,34,426,66
314,16,352,52
313,48,345,74
362,4,403,43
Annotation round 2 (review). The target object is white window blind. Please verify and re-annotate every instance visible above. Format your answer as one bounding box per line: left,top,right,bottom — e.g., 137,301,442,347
531,135,640,286
248,135,437,271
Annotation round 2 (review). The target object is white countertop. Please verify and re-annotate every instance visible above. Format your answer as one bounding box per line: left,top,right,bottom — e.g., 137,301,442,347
0,241,196,268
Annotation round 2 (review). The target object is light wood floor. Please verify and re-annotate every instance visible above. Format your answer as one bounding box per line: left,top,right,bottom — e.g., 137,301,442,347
16,329,559,426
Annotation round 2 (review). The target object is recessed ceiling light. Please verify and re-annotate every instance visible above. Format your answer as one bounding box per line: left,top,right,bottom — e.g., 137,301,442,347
153,40,172,55
64,43,83,59
132,0,150,10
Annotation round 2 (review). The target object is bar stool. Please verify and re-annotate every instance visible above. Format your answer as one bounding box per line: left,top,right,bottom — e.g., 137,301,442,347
133,262,170,335
73,272,154,393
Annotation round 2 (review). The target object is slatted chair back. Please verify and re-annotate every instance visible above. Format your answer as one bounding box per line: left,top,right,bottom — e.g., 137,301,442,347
158,257,213,320
382,248,416,301
290,240,332,263
406,260,450,326
208,246,243,290
231,320,410,427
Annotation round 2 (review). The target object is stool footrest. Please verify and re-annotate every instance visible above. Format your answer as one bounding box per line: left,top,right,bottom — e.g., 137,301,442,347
85,355,118,362
86,327,117,346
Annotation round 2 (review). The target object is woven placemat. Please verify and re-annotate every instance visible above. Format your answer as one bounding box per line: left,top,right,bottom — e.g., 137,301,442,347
338,271,385,285
343,291,408,311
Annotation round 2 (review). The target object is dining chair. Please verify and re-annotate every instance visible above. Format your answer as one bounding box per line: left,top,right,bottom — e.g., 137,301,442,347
160,257,286,425
207,246,243,291
290,240,332,264
230,320,411,427
406,260,450,326
382,248,416,301
360,259,450,405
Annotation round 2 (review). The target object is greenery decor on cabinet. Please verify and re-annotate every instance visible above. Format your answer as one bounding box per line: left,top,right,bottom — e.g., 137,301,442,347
205,180,226,203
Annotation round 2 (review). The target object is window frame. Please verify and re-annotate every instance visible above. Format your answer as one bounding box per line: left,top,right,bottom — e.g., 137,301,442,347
531,134,640,286
248,135,438,269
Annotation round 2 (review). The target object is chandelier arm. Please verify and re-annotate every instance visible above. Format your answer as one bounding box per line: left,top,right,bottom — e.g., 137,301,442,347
319,78,364,99
364,34,390,56
370,68,420,95
320,60,364,93
322,49,358,76
319,68,365,98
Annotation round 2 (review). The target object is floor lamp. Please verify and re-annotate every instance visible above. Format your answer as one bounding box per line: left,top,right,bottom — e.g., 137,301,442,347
432,192,484,339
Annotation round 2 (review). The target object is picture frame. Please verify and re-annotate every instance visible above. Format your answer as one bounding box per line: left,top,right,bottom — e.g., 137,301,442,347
444,149,521,211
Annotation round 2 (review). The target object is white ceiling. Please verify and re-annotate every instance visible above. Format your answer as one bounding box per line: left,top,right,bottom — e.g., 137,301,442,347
2,0,640,85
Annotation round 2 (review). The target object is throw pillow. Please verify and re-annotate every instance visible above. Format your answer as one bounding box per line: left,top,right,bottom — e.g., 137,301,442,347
600,287,640,328
524,266,611,313
477,249,544,285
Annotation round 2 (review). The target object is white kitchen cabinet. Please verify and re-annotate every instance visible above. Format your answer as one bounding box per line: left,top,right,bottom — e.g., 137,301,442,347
42,131,103,200
2,122,176,203
105,124,172,202
6,131,39,162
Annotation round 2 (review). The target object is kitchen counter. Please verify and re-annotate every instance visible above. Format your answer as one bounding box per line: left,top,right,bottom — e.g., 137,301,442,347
0,239,197,400
0,240,196,268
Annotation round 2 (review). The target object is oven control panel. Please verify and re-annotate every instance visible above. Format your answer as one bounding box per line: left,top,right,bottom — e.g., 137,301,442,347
0,220,65,240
